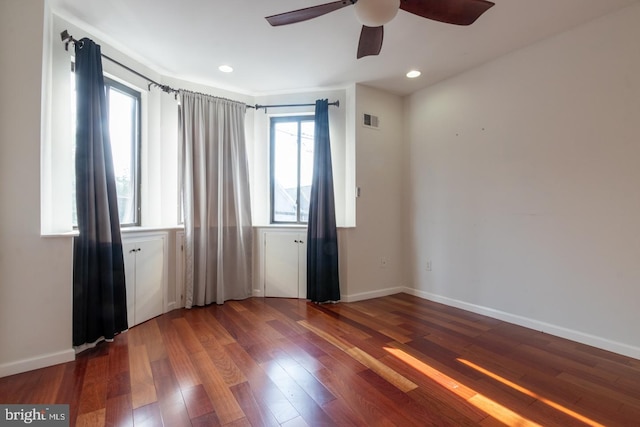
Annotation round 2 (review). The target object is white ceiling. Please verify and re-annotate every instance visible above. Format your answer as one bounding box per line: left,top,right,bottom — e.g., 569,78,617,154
49,0,639,96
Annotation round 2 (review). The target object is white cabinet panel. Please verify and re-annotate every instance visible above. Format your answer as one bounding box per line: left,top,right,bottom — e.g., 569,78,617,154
123,234,166,327
264,231,306,298
133,238,164,325
123,242,136,328
297,238,307,299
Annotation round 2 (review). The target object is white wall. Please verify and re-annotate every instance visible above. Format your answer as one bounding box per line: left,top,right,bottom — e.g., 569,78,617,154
0,0,75,377
340,84,407,301
406,3,640,358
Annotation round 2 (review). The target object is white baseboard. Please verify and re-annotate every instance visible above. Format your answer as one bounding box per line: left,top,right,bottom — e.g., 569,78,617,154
342,286,406,302
0,349,75,378
404,287,640,360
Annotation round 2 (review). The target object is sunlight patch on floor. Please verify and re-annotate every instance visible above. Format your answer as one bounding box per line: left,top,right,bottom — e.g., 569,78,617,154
457,358,605,427
384,347,542,427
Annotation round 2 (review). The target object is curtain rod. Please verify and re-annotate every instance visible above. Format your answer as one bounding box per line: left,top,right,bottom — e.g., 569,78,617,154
60,30,340,111
61,30,179,95
252,101,340,112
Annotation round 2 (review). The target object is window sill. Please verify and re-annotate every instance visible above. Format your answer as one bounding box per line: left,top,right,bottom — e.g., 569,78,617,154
253,224,308,229
41,225,184,238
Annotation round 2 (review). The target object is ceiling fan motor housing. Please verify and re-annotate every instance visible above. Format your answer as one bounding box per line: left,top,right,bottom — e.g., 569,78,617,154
354,0,400,27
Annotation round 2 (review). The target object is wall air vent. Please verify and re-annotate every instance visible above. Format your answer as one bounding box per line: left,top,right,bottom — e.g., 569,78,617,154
363,113,380,129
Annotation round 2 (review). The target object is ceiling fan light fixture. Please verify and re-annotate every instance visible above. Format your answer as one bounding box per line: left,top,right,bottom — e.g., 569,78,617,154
354,0,400,27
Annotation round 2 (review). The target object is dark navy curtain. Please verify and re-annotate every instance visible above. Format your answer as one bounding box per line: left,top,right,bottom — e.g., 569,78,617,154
307,99,340,302
72,38,128,347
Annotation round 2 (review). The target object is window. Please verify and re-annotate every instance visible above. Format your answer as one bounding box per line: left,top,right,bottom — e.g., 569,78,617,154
270,116,315,223
71,73,142,227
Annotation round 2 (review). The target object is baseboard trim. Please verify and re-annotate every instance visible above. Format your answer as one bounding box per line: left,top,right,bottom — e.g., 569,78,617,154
342,286,406,303
404,287,640,360
0,349,75,378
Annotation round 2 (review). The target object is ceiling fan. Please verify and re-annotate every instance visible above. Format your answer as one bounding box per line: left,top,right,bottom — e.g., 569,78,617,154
266,0,495,59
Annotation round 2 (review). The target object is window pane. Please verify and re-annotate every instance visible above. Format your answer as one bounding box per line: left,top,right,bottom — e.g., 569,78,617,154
270,117,315,224
109,87,137,224
299,121,314,223
273,121,299,222
70,72,140,227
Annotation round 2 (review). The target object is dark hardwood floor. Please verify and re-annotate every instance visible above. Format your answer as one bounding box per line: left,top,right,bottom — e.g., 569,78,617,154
1,293,639,426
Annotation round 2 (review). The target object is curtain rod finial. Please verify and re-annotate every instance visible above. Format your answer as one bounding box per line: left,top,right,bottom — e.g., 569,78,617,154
60,30,74,51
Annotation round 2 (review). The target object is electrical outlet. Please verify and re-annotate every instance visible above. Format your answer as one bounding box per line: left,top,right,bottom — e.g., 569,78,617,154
425,259,432,271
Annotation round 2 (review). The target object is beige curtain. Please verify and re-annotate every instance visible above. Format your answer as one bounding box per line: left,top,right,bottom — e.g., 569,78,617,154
179,90,253,307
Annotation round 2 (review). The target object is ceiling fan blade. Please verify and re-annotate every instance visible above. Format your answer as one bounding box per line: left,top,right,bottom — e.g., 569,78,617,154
357,25,383,59
266,0,355,26
400,0,494,26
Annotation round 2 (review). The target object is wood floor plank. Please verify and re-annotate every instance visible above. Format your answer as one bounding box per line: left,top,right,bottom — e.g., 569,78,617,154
298,333,369,375
267,318,307,338
55,356,88,424
26,363,65,404
190,308,237,346
171,315,245,424
380,354,488,423
76,355,109,415
273,352,336,406
2,293,639,427
181,311,248,387
162,322,202,390
314,303,404,342
104,393,133,427
0,370,34,402
272,337,326,374
203,343,247,387
346,346,418,392
314,365,418,426
150,359,192,427
132,401,163,427
321,397,368,426
75,408,106,427
190,350,245,425
378,327,413,344
181,383,215,420
259,358,335,426
128,344,157,409
230,381,281,427
558,370,640,410
133,319,167,362
223,341,301,424
298,319,354,352
107,335,131,400
155,391,192,427
357,367,460,426
300,318,419,393
314,367,385,426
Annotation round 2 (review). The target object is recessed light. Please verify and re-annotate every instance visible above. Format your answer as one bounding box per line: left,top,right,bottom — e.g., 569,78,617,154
218,65,233,73
406,70,421,78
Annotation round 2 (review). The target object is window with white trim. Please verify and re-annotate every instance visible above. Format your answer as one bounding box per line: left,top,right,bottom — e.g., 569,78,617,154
270,116,315,224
